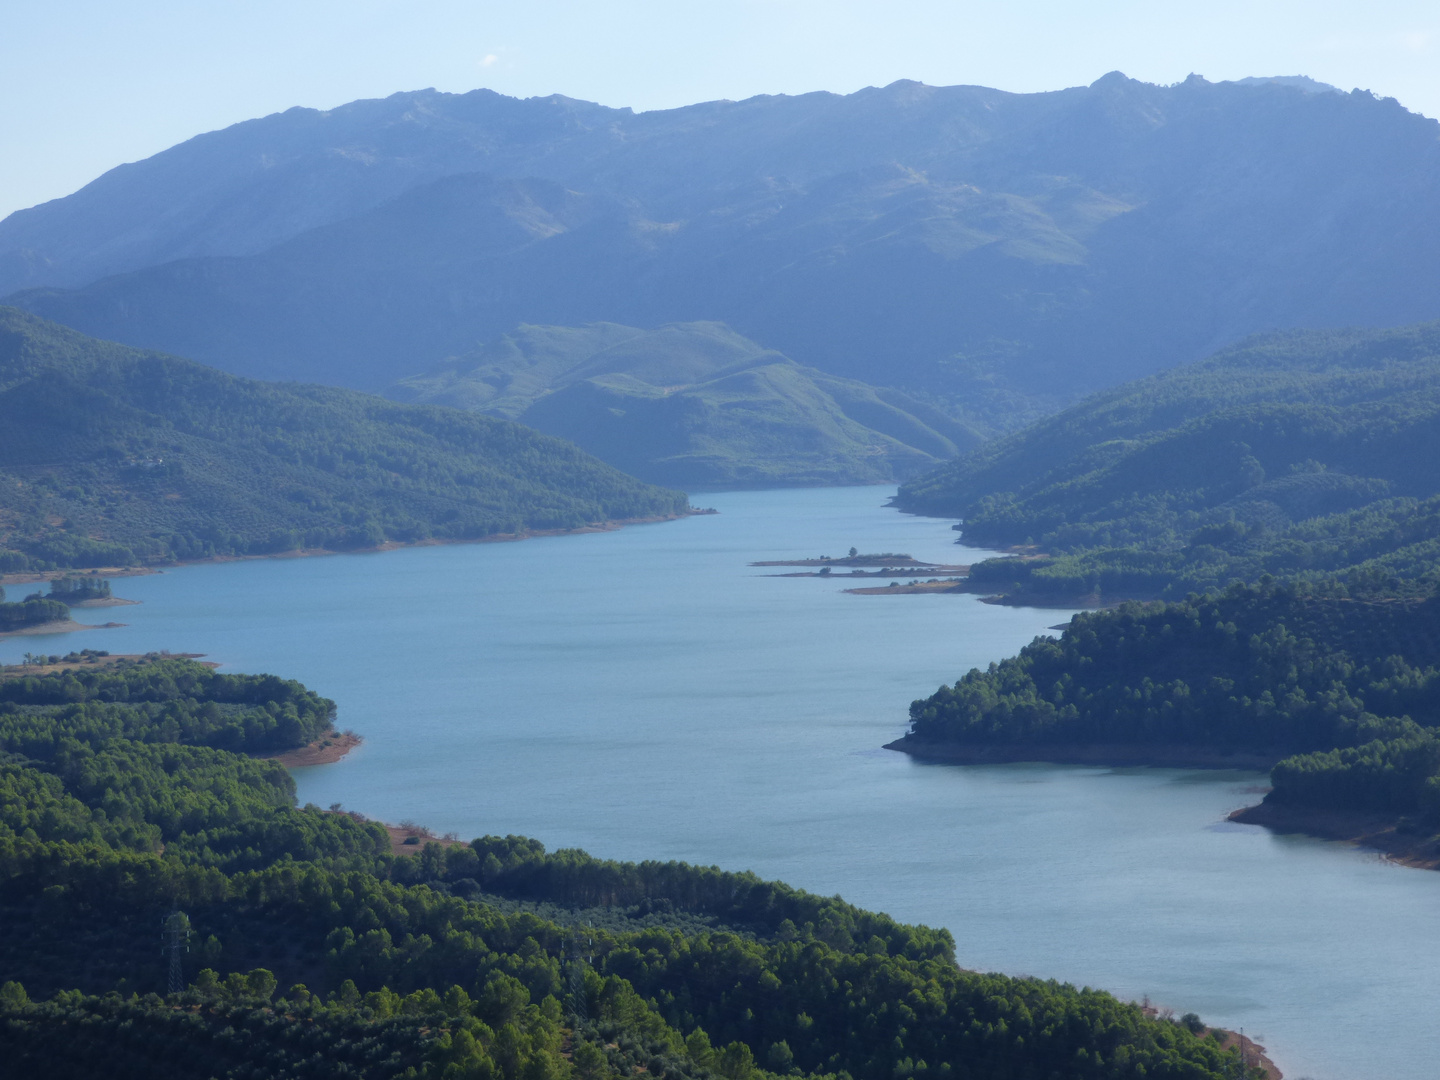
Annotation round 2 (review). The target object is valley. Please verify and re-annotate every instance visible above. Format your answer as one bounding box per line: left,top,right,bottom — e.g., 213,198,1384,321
6,41,1440,1078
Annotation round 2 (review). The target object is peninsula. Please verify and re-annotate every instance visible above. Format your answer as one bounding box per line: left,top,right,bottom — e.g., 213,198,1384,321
0,650,1265,1080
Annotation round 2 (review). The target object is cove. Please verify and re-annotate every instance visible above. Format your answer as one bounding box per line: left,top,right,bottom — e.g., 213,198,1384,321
3,485,1436,1080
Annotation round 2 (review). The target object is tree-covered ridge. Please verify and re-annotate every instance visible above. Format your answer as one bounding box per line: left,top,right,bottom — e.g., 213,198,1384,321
896,322,1440,601
904,581,1440,824
0,307,689,573
0,660,1254,1079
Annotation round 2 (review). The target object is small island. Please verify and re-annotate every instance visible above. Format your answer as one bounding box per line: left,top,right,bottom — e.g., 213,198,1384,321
752,547,936,567
0,576,135,636
754,548,970,585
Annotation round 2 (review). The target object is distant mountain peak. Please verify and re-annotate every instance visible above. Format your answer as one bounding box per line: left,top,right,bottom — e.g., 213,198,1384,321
1232,75,1343,95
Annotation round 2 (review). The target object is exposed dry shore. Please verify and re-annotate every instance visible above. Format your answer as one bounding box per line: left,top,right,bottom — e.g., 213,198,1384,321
380,823,466,857
0,567,156,588
847,581,968,595
884,735,1282,771
0,618,127,638
1229,801,1440,871
261,731,363,768
0,511,698,591
0,652,214,677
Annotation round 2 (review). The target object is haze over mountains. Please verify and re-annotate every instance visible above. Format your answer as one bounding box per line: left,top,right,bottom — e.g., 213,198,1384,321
6,71,1440,423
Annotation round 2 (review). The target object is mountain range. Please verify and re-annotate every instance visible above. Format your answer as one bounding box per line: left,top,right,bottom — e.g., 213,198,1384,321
6,72,1440,422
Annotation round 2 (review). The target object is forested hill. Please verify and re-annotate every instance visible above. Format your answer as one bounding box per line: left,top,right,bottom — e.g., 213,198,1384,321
0,655,1254,1079
388,321,980,488
901,581,1440,846
0,307,688,572
895,322,1440,601
6,74,1440,415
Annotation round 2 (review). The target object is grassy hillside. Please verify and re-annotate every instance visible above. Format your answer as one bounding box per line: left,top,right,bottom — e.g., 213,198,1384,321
0,308,688,572
0,655,1253,1079
389,322,980,487
897,323,1440,601
9,75,1440,414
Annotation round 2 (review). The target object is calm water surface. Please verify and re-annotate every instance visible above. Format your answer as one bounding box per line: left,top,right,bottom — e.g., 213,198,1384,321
5,486,1436,1080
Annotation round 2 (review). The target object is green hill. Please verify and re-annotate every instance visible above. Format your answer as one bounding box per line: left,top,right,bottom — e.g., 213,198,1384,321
0,308,689,572
387,322,979,488
896,323,1440,601
900,579,1440,844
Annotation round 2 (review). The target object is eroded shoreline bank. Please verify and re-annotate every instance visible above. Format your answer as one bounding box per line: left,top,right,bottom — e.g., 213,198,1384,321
0,510,700,590
889,735,1440,881
1229,801,1440,871
883,735,1282,771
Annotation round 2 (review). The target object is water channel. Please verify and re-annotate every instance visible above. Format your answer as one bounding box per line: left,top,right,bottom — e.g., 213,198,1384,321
4,486,1435,1079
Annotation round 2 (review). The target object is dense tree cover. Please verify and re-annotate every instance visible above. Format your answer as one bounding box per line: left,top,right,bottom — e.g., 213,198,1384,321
897,323,1440,602
46,575,112,603
0,596,69,631
0,656,337,752
906,580,1440,820
0,657,381,870
0,661,1254,1078
0,307,690,572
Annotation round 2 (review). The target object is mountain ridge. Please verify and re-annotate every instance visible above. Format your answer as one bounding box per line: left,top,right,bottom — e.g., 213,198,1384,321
7,72,1440,410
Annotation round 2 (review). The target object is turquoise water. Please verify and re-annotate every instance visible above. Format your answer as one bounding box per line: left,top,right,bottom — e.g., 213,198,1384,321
4,486,1437,1080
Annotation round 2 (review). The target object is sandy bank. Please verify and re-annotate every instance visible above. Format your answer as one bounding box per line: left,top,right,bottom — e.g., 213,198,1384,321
0,567,157,588
846,581,968,595
1229,801,1440,871
262,731,363,768
72,596,141,608
0,618,126,639
1,511,700,587
381,823,467,857
884,735,1282,771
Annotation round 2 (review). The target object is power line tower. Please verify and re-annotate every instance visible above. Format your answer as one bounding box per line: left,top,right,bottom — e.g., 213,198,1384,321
161,911,190,996
567,923,593,1023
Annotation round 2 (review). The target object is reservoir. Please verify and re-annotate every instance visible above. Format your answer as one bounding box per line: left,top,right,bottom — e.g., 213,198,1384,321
4,485,1436,1080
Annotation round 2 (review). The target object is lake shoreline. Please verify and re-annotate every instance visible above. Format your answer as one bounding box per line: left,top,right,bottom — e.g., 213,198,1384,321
1229,801,1440,871
884,735,1282,771
0,618,127,638
0,511,698,589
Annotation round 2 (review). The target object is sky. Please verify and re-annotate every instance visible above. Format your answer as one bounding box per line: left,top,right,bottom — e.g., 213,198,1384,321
3,0,1438,221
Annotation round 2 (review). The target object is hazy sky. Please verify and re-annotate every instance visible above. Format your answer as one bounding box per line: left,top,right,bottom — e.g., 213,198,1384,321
3,0,1437,220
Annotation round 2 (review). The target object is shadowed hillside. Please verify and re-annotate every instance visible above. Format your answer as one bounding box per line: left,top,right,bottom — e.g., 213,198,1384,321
388,321,981,487
0,307,689,572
